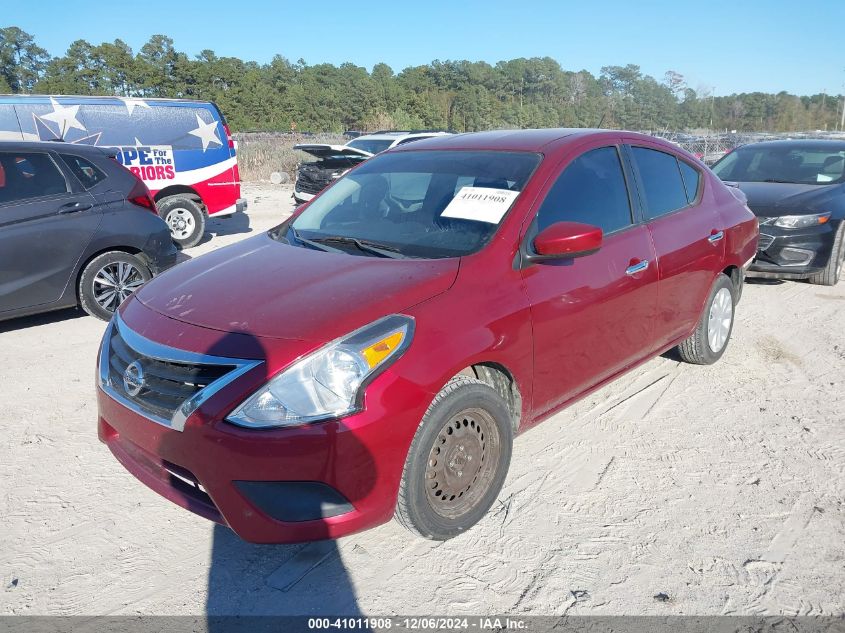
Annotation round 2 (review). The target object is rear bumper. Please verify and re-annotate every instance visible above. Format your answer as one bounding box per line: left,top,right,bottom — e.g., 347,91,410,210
236,197,248,213
141,230,178,275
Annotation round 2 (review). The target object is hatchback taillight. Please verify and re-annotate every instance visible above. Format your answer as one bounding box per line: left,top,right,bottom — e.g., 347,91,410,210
127,178,158,215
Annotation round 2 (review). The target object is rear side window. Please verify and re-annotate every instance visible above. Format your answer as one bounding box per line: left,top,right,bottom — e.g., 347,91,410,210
631,147,689,219
678,160,701,203
0,152,67,205
536,146,633,234
60,154,106,189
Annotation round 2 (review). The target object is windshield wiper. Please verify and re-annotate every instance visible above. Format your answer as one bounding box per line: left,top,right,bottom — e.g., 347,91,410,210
309,235,407,259
289,227,346,254
762,179,799,184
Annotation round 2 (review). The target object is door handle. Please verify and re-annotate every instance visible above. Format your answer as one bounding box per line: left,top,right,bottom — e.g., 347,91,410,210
707,230,724,243
625,259,650,275
57,201,93,214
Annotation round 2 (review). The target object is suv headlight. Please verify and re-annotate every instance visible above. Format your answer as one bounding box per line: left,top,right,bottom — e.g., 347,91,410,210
226,315,414,429
772,212,831,229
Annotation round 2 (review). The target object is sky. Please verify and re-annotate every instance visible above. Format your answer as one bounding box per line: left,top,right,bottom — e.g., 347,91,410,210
4,0,844,97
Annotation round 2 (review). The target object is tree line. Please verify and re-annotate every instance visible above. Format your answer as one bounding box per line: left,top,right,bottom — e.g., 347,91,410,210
1,26,842,134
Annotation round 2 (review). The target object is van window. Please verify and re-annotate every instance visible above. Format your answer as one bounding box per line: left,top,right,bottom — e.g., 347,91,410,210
536,146,633,234
631,147,689,219
0,152,68,205
0,105,22,141
61,154,106,189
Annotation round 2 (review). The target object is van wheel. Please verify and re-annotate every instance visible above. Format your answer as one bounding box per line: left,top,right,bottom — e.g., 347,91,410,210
808,222,844,286
394,376,513,540
676,273,735,365
79,251,151,321
158,196,206,248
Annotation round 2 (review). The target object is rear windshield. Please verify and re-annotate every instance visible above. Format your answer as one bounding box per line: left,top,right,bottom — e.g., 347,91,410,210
281,150,541,259
346,138,394,154
712,145,845,185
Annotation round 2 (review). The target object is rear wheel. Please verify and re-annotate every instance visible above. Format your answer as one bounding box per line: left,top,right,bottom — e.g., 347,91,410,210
395,376,513,540
158,196,206,249
808,222,844,286
79,251,151,321
676,273,735,365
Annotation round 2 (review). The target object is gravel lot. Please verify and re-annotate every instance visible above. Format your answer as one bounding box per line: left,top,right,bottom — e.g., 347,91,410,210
1,182,843,616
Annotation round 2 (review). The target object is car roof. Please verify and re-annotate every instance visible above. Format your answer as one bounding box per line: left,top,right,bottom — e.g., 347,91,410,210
389,128,649,153
0,93,216,107
736,138,845,151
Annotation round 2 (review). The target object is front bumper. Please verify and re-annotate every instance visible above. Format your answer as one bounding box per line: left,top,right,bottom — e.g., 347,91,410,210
97,303,432,543
747,221,838,278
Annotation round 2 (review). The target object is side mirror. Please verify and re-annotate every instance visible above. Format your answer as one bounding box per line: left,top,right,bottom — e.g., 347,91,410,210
526,221,603,262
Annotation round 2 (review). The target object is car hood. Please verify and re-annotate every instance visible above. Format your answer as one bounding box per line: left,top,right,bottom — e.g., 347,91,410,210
732,181,838,216
135,233,459,342
294,143,373,160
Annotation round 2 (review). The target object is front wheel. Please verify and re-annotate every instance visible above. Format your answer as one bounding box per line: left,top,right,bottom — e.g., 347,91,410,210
676,273,735,365
808,222,844,286
79,251,151,321
394,376,513,540
158,196,206,249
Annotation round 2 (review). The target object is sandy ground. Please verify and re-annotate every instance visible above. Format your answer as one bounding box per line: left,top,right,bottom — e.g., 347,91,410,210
1,182,843,616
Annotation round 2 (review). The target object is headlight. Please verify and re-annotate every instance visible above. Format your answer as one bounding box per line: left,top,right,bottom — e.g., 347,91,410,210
772,212,831,229
226,315,414,429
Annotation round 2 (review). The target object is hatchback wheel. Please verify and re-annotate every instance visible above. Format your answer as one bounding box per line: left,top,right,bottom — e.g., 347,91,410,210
158,196,206,249
676,273,735,365
395,376,513,540
79,251,151,321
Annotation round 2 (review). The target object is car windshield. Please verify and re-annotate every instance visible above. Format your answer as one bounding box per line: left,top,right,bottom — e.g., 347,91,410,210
712,145,845,185
280,150,541,259
346,138,395,154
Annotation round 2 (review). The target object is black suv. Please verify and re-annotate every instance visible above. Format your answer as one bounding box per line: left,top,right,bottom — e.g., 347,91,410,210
0,141,177,322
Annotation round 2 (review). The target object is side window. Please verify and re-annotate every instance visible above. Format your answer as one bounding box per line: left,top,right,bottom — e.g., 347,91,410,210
631,147,689,219
536,146,633,234
60,154,106,189
678,160,701,203
0,152,68,205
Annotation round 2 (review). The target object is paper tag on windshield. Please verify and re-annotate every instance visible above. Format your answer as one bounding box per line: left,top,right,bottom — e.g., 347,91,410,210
440,187,519,224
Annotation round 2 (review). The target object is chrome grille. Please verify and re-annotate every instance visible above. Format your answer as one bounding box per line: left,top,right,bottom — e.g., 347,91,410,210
99,314,262,431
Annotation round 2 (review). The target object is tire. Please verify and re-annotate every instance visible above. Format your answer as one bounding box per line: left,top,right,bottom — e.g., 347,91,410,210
808,222,844,286
676,273,735,365
394,376,513,540
78,251,151,321
158,196,206,249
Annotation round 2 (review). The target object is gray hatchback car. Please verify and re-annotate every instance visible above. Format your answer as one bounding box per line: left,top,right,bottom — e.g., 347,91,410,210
0,141,177,322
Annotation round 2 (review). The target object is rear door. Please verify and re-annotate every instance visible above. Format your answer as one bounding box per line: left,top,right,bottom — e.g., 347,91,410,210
521,140,659,418
625,141,723,349
0,150,100,313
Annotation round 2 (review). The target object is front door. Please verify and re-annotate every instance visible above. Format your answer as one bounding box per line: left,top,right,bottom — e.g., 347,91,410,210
521,142,659,419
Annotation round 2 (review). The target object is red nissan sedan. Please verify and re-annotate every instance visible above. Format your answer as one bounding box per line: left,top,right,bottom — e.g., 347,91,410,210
97,129,758,543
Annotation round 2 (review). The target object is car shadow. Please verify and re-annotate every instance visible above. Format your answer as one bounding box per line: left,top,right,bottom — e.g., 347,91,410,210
196,210,253,247
745,277,787,286
0,306,86,332
150,329,371,623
